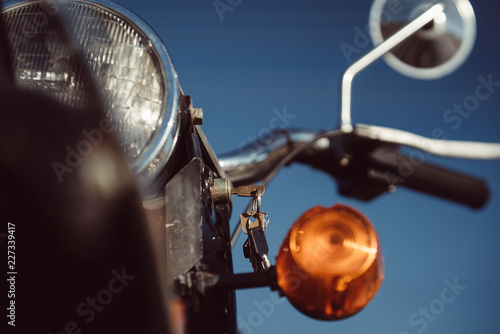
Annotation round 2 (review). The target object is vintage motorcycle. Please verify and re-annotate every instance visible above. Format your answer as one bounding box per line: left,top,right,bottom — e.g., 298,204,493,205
1,0,499,333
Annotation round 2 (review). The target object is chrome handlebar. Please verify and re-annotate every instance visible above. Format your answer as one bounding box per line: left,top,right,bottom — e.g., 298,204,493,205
218,130,330,186
218,125,500,186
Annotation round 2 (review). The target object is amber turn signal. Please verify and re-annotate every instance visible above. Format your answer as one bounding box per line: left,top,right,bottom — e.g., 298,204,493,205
275,204,384,320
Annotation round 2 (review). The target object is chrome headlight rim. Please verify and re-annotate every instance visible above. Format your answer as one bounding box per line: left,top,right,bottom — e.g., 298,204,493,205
2,0,182,190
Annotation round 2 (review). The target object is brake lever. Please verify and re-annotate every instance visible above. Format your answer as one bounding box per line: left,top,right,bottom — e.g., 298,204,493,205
354,123,500,160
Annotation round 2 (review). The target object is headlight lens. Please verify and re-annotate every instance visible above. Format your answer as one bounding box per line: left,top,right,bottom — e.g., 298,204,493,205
2,0,181,190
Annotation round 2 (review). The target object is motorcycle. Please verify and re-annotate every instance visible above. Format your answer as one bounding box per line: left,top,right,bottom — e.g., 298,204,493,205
1,0,499,333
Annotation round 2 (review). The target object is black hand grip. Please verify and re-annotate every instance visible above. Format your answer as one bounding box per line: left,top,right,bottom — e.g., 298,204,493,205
294,134,490,208
369,146,490,209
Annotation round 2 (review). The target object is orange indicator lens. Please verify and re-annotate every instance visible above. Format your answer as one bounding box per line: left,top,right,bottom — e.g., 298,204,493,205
275,204,384,320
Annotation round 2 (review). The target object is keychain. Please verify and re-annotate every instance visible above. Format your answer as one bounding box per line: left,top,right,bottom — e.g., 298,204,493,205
240,189,271,272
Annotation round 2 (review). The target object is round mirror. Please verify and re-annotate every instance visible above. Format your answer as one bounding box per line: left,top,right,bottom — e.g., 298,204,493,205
369,0,476,79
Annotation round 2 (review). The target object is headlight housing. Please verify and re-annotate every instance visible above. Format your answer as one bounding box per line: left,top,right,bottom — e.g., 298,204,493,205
1,0,181,191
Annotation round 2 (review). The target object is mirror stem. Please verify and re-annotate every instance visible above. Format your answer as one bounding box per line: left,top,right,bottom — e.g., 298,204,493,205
340,3,445,132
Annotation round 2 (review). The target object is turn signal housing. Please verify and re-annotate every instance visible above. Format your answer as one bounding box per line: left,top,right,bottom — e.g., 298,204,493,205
276,204,384,320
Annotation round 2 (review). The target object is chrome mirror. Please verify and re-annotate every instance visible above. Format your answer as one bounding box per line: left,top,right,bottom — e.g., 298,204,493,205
369,0,476,80
340,1,476,131
336,0,500,161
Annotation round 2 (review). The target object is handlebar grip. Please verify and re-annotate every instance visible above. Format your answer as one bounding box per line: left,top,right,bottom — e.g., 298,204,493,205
294,134,490,208
370,148,490,209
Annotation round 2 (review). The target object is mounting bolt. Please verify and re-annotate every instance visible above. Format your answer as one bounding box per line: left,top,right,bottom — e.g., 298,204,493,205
192,108,203,125
340,155,351,167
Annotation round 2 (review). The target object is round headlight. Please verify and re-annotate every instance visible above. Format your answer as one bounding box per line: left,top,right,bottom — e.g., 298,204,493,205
1,0,181,190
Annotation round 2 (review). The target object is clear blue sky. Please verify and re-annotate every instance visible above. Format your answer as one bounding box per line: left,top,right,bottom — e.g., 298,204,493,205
118,1,500,333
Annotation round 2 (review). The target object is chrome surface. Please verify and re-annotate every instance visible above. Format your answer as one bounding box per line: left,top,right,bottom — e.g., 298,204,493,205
355,124,500,159
369,0,476,79
219,124,500,191
340,4,444,132
218,130,329,186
